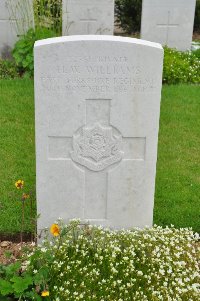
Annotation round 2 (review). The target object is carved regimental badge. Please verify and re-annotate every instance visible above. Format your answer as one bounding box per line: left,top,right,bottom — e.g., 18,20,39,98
71,123,123,171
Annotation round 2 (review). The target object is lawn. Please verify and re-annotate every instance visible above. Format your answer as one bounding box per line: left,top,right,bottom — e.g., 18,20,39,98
154,85,200,231
0,79,35,235
0,80,199,234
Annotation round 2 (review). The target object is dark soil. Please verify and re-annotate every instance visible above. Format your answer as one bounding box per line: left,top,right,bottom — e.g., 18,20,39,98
0,232,33,243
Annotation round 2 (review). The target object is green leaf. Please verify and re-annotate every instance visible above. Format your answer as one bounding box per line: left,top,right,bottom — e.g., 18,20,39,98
4,262,21,277
11,275,33,294
24,290,42,301
33,266,50,284
34,294,43,301
0,280,13,296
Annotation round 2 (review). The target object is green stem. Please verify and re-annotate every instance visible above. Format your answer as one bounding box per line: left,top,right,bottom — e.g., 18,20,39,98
21,200,25,244
30,194,33,242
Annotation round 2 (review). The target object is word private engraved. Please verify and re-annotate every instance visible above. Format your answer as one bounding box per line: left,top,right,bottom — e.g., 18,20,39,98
71,122,123,171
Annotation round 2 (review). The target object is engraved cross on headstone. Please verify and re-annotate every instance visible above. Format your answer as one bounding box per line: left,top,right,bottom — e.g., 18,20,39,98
63,7,72,35
157,11,179,45
48,99,146,221
80,9,97,34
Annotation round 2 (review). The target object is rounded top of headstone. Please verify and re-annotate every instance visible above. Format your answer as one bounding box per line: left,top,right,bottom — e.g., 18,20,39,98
34,35,163,50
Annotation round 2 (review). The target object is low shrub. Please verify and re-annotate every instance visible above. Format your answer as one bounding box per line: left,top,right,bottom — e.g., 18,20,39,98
0,60,19,79
192,47,200,60
163,47,200,84
0,220,199,301
115,0,142,34
12,27,56,77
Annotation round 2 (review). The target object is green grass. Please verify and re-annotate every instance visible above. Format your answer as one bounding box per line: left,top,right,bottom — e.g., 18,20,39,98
0,80,199,234
0,79,35,234
154,84,200,232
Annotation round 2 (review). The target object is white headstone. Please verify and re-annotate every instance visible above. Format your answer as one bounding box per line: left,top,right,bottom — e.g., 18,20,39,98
34,36,163,231
0,0,34,58
62,0,114,35
141,0,196,51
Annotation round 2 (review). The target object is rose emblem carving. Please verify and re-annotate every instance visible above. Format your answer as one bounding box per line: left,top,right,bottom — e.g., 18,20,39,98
70,123,123,171
89,133,106,151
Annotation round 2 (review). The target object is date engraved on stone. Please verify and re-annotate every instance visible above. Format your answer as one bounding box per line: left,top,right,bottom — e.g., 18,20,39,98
71,123,123,171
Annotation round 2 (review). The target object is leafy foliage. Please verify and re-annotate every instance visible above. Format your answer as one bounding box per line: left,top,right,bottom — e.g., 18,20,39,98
0,60,19,79
32,221,200,300
12,27,56,77
115,0,142,34
1,220,199,301
163,47,200,84
33,0,62,35
0,261,36,300
192,47,200,60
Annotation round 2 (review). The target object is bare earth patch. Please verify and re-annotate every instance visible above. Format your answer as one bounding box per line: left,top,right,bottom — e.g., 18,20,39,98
0,241,32,265
193,32,200,40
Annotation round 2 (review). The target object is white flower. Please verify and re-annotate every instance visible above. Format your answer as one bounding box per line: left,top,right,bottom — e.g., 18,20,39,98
41,247,47,253
159,269,165,276
137,271,143,276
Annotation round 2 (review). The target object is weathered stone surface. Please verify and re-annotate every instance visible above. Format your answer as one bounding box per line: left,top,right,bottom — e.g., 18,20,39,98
62,0,114,35
34,36,163,232
141,0,196,51
0,0,34,58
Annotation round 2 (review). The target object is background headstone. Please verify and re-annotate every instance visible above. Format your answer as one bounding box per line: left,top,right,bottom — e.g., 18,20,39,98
34,36,163,232
141,0,196,51
62,0,114,35
0,0,34,58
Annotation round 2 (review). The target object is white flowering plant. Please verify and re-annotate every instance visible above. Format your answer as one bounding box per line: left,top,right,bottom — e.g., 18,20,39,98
163,47,200,84
0,220,199,301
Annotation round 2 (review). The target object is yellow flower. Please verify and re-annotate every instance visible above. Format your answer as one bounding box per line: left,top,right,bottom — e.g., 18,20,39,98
50,224,60,236
15,180,24,189
22,193,30,200
41,290,49,297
